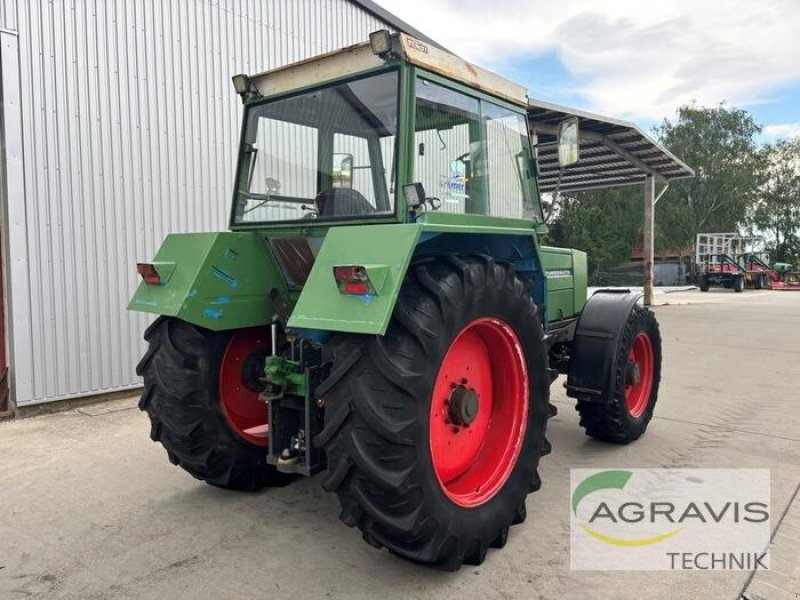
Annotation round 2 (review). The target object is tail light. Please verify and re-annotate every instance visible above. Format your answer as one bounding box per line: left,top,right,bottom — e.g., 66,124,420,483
333,265,371,295
137,263,161,285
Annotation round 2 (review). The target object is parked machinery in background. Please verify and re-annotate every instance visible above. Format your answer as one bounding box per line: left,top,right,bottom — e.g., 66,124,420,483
694,233,799,292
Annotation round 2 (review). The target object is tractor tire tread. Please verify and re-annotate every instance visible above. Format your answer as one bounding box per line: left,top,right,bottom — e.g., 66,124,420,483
575,305,662,444
137,317,288,491
318,255,553,569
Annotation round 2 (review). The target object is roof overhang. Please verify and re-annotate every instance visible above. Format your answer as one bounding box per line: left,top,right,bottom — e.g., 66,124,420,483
528,99,695,193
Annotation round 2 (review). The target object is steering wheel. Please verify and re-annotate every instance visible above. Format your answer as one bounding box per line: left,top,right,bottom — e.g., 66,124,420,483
314,188,376,217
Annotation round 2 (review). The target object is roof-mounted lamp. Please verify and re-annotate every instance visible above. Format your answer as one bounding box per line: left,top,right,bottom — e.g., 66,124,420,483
231,73,261,104
369,29,393,57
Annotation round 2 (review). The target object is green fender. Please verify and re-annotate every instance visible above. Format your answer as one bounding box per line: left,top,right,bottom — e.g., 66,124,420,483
287,224,421,335
128,231,284,331
288,216,556,335
129,218,588,336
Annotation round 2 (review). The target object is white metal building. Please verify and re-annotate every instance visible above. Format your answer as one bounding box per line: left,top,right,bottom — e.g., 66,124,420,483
0,0,435,408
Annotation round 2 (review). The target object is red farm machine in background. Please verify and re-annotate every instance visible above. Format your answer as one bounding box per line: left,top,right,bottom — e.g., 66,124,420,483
694,233,800,292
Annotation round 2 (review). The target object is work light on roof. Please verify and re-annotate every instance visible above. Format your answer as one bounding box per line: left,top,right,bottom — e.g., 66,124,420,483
369,29,393,57
231,73,260,104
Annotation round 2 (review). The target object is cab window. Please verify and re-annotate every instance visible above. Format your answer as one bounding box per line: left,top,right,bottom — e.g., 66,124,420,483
413,78,540,221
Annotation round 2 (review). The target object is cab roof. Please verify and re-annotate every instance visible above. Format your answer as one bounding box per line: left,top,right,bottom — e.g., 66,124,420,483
248,32,527,107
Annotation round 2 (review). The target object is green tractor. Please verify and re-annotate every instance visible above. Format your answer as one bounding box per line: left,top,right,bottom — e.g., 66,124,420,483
130,31,662,569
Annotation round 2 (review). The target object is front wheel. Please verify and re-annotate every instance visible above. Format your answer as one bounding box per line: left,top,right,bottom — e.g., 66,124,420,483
575,304,662,444
137,317,289,491
733,276,745,293
316,256,553,569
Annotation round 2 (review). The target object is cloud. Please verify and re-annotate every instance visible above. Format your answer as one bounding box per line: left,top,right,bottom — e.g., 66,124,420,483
378,0,800,121
763,123,800,140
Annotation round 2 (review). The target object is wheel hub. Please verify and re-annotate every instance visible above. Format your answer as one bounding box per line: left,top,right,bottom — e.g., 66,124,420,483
447,385,479,426
219,328,271,446
429,317,529,508
624,332,655,418
625,360,641,386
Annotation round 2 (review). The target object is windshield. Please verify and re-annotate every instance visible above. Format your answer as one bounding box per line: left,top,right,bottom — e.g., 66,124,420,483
232,71,399,225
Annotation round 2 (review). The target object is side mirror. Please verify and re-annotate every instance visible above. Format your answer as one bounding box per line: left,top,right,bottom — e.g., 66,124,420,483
403,182,426,209
333,153,353,188
557,118,580,168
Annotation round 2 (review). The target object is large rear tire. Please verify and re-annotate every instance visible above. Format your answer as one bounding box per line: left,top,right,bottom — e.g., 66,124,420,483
575,305,661,444
137,317,289,491
316,256,553,570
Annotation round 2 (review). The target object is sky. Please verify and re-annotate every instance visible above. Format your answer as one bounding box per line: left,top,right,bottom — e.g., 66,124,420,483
378,0,800,142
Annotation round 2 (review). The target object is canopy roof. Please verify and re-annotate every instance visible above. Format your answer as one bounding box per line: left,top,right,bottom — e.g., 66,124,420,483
528,99,694,193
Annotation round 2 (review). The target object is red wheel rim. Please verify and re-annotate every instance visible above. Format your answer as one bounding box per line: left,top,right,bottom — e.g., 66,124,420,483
219,328,270,446
625,333,655,418
429,317,528,508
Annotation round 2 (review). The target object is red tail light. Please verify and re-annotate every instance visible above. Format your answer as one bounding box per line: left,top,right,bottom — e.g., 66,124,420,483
137,263,161,285
343,281,369,295
333,265,371,295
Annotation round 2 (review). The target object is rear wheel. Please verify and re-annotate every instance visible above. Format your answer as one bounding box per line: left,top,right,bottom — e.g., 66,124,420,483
699,276,710,292
575,305,661,444
316,256,553,569
137,317,289,491
733,276,745,293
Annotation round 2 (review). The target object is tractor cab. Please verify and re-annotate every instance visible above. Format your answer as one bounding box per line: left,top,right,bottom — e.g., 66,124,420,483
229,31,563,230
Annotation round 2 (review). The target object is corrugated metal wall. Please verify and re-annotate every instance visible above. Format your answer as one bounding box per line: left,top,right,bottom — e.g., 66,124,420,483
0,0,389,405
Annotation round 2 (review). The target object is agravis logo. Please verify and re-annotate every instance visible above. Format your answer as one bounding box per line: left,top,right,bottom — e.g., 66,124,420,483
570,469,771,570
572,470,683,546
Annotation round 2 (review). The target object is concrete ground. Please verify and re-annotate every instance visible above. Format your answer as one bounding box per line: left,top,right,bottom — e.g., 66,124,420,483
1,289,799,600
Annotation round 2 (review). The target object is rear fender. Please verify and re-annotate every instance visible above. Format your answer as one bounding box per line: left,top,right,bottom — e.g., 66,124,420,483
128,232,283,331
287,222,545,336
287,224,421,335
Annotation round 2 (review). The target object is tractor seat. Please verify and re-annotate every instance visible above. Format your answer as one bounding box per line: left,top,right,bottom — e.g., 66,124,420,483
315,188,376,218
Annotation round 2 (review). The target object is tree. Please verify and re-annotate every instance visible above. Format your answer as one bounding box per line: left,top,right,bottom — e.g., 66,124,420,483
547,187,642,277
750,139,800,263
655,104,764,251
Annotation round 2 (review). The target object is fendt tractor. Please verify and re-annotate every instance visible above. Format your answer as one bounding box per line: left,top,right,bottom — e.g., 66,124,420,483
129,31,662,570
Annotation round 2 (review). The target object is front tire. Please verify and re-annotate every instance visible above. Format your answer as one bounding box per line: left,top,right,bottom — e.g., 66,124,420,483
575,305,662,444
733,276,745,293
137,317,289,491
316,256,553,569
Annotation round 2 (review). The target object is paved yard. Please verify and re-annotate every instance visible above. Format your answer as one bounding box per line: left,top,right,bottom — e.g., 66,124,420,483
1,289,798,599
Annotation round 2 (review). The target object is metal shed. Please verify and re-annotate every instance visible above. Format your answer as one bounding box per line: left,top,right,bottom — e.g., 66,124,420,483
528,99,695,304
0,0,428,409
529,99,694,193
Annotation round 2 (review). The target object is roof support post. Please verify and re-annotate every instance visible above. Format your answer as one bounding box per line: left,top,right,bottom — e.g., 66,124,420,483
643,175,655,306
